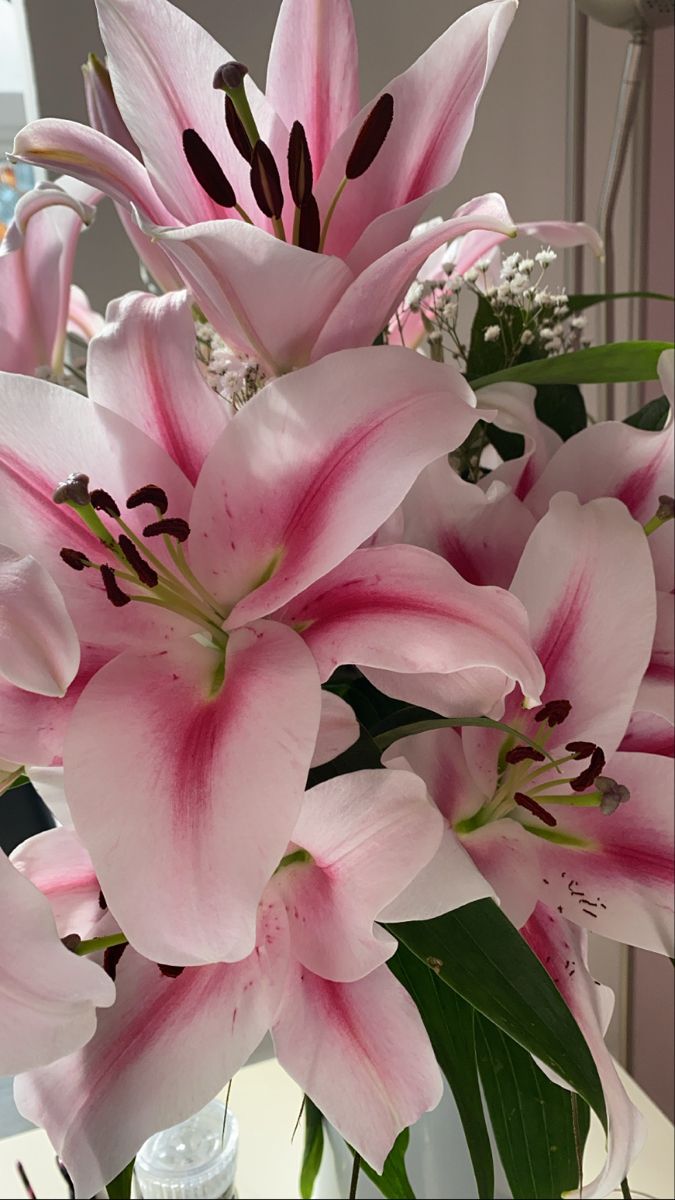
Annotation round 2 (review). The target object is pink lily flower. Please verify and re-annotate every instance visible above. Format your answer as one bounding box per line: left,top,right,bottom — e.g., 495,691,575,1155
12,770,492,1192
0,347,542,966
11,0,527,371
0,847,114,1076
522,904,644,1199
0,180,99,377
385,492,674,954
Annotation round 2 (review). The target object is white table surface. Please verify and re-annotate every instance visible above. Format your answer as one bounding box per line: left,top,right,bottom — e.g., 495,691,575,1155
0,1059,672,1199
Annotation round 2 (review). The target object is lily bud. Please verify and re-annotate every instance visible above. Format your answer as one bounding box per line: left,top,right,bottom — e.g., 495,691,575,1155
82,53,139,157
288,121,314,207
345,93,394,180
182,129,236,208
250,141,284,220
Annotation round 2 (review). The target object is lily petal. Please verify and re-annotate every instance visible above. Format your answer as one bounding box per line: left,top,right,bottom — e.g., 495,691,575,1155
274,769,443,981
15,901,287,1200
509,494,657,756
284,543,545,714
88,290,229,483
0,850,114,1075
477,382,562,500
95,0,287,223
10,826,104,939
311,690,359,769
522,905,645,1199
266,0,359,176
0,546,79,696
273,960,442,1172
63,622,321,965
315,1,517,258
189,347,479,621
532,751,674,955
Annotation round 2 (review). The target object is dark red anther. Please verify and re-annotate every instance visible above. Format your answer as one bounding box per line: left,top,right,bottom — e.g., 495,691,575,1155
225,95,253,163
60,933,82,953
182,128,236,207
345,93,394,180
52,472,90,506
569,746,606,793
90,488,120,518
288,120,313,207
298,194,321,252
534,699,572,727
100,564,132,607
158,963,185,978
98,890,107,910
103,942,127,982
505,745,546,765
143,517,190,543
126,485,169,515
118,533,159,588
213,61,249,91
514,792,558,827
250,140,284,219
60,547,90,571
565,740,597,760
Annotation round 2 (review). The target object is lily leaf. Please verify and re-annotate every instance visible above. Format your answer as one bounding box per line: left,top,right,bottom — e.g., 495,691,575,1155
390,946,494,1199
471,341,673,390
534,383,587,440
475,1013,590,1199
624,394,670,431
566,290,675,313
300,1097,324,1199
390,900,607,1129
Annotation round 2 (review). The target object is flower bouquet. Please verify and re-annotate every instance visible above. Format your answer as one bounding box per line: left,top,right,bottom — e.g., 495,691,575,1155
0,2,673,1198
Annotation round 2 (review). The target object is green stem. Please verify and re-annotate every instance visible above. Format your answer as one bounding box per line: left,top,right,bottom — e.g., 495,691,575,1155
234,202,254,225
525,790,601,806
644,512,671,536
75,932,128,957
319,177,347,252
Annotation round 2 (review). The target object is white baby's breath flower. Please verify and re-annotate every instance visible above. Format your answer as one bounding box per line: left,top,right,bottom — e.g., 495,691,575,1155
571,315,587,329
484,325,501,343
520,329,536,346
535,247,557,266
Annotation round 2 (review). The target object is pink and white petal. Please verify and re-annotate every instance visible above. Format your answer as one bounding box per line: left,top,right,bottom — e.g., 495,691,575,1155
67,286,104,342
401,458,535,587
284,544,544,710
88,290,229,483
116,203,185,290
0,371,193,650
136,216,353,374
64,622,321,965
0,850,114,1075
630,591,675,731
382,729,487,826
275,769,443,981
16,902,287,1200
526,420,674,591
477,382,562,500
11,120,173,223
0,547,79,696
0,643,110,769
522,906,644,1199
443,217,603,285
509,493,657,755
364,663,518,722
619,712,674,757
266,0,359,176
26,766,71,826
10,826,104,938
658,347,674,401
2,181,96,252
95,0,287,224
273,960,442,1172
315,1,517,259
460,820,542,927
532,751,674,954
311,198,517,360
380,826,495,922
191,348,479,621
311,690,359,769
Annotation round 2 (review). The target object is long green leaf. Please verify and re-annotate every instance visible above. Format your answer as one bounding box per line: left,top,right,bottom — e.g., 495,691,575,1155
300,1097,324,1199
471,341,673,390
475,1014,590,1199
624,394,671,431
354,1130,415,1199
390,900,606,1128
534,384,587,440
390,947,494,1199
106,1160,135,1199
566,290,675,313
